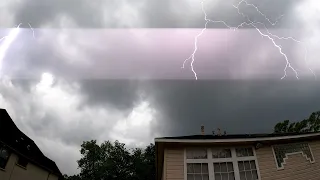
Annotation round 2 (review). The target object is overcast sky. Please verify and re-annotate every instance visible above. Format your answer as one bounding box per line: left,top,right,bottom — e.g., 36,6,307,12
1,0,320,176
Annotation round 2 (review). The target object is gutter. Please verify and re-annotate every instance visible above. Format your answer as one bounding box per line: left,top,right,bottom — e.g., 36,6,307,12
155,132,320,143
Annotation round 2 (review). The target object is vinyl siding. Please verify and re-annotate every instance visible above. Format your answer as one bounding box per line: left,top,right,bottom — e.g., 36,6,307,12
162,140,320,180
256,140,320,180
165,149,184,180
0,153,59,180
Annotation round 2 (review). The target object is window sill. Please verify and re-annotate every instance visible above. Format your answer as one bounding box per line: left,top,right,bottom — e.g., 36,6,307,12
15,163,27,170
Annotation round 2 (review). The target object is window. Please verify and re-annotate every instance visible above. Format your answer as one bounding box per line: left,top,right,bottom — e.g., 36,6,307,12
17,156,28,168
212,149,231,158
236,148,253,157
187,148,208,159
213,162,235,180
272,142,314,169
238,161,258,180
187,163,209,180
185,147,260,180
0,145,10,169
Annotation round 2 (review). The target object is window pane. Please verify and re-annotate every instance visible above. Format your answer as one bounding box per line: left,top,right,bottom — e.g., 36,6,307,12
215,173,222,180
212,148,231,158
240,172,246,180
194,164,201,173
245,171,253,180
221,173,228,180
203,174,209,180
187,149,207,159
236,148,254,157
202,163,208,173
0,149,9,159
249,160,256,169
187,174,194,180
244,161,251,170
214,163,221,172
227,162,233,172
252,170,258,179
187,164,193,173
221,163,227,172
247,148,254,156
187,150,193,159
194,174,202,180
229,172,235,180
238,161,244,171
236,148,246,157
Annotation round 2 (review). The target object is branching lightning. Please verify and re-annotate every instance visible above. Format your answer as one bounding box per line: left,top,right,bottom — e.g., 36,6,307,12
183,0,315,80
0,23,35,74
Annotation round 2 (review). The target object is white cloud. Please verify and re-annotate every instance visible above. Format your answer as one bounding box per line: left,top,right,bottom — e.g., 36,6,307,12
109,100,156,147
0,73,157,175
294,0,320,73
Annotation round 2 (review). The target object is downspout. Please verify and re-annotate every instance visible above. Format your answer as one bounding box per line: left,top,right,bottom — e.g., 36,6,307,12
8,156,17,180
47,171,51,180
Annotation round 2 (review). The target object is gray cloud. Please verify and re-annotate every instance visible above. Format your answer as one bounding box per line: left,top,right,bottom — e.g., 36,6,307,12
0,0,300,28
143,80,320,136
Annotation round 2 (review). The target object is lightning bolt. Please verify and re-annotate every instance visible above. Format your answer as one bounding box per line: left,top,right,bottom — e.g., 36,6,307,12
0,23,35,74
183,0,315,80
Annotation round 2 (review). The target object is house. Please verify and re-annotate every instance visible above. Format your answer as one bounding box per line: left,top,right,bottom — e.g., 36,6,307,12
155,129,320,180
0,109,62,180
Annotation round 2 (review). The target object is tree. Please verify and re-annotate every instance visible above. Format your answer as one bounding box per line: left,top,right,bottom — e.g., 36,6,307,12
274,111,320,133
63,174,81,180
63,140,156,180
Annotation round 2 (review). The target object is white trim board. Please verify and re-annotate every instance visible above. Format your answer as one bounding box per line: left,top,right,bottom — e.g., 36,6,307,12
155,133,320,143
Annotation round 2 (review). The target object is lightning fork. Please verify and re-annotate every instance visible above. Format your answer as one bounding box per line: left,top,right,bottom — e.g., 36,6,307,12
184,0,314,80
182,0,244,80
236,0,315,79
0,23,35,74
233,1,301,79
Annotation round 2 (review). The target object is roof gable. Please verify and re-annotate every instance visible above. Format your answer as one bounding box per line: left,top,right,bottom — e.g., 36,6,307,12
0,109,62,176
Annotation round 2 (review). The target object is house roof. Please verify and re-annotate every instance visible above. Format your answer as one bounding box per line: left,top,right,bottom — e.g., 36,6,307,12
155,132,320,143
0,109,62,177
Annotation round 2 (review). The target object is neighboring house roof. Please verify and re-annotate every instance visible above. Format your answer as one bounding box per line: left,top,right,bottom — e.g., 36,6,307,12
155,132,320,180
0,109,62,177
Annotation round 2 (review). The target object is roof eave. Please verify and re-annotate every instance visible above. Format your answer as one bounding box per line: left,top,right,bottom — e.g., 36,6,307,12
155,132,320,143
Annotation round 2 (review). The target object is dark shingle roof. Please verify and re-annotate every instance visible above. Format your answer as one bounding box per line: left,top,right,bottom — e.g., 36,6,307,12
0,109,62,177
157,132,320,140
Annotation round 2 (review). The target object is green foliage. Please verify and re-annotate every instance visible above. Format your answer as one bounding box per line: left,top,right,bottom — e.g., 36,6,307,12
274,111,320,133
63,140,155,180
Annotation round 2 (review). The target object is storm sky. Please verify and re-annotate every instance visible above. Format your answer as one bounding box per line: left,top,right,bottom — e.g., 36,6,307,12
1,0,320,176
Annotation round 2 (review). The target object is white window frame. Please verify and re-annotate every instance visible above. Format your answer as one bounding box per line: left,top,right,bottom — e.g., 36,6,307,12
184,146,261,180
271,142,315,170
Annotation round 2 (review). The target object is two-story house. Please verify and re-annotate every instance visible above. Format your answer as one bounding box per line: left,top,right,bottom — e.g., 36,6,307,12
0,109,62,180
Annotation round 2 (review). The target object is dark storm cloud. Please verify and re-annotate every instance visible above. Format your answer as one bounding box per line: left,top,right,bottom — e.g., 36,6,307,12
2,0,300,28
79,79,142,111
142,80,320,136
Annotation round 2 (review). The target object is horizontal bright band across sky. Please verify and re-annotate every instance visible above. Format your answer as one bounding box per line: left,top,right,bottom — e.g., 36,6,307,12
0,28,317,80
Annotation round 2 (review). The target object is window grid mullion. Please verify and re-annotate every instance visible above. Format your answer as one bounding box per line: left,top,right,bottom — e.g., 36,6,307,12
231,148,241,180
208,148,215,180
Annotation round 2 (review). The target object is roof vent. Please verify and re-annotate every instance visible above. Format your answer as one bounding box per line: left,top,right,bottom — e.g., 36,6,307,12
217,128,222,136
201,125,205,135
